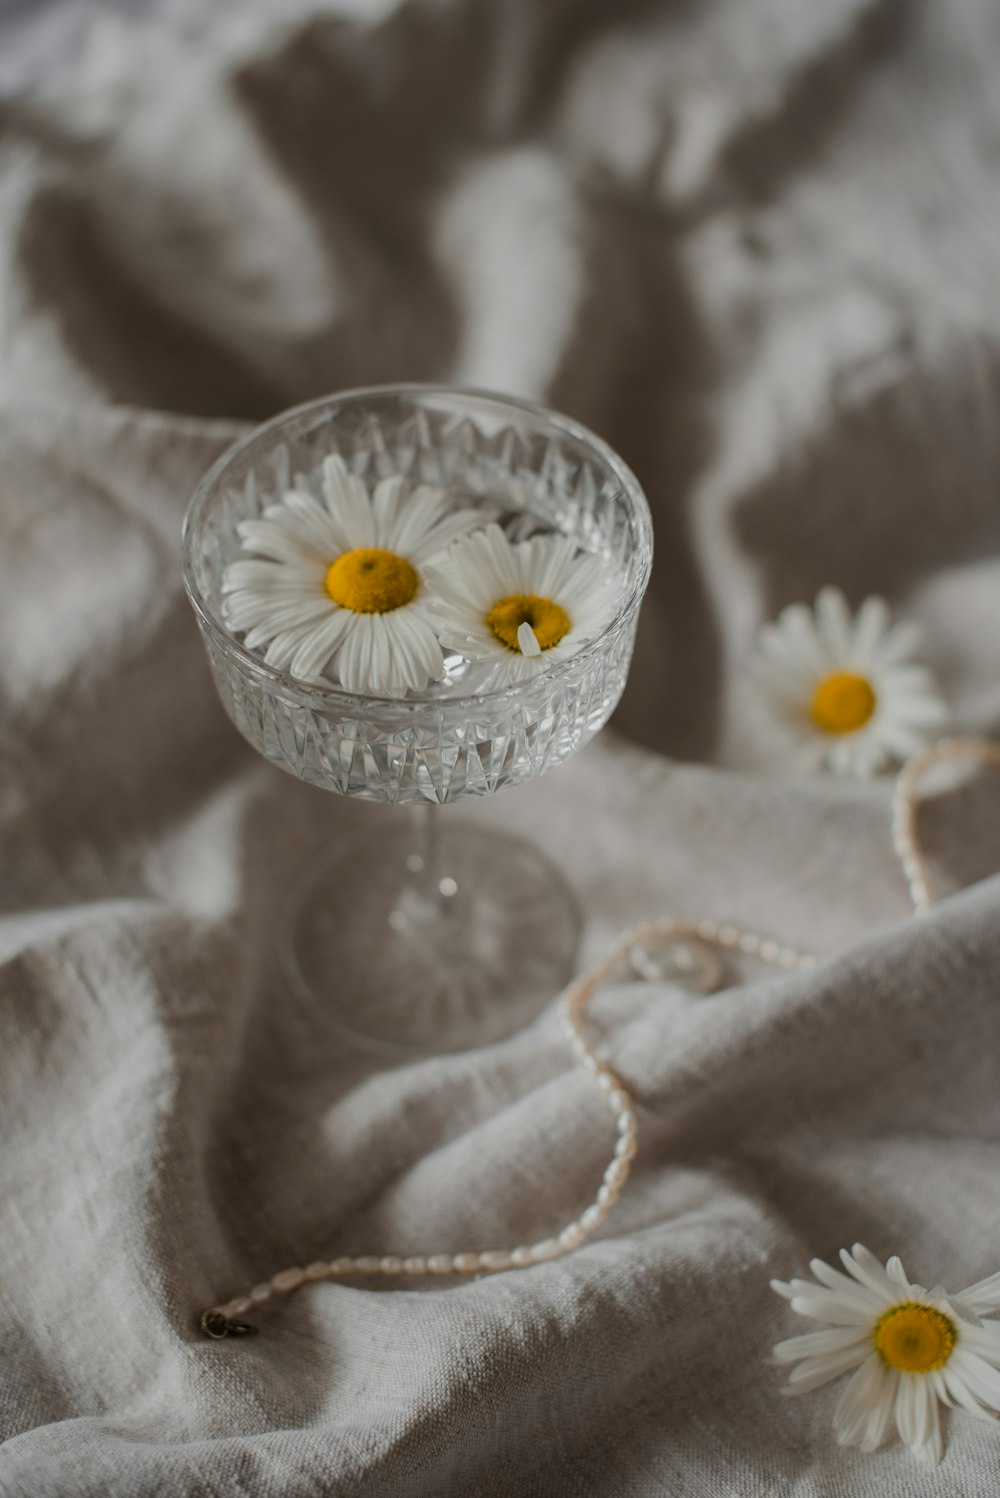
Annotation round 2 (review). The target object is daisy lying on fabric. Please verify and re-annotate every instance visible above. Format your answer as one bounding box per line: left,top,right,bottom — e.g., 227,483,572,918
221,457,479,694
423,524,618,691
755,588,948,777
771,1243,1000,1465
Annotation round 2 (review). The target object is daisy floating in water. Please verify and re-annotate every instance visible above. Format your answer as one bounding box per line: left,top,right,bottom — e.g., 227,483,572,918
755,588,948,777
424,524,618,691
222,457,478,695
771,1243,1000,1465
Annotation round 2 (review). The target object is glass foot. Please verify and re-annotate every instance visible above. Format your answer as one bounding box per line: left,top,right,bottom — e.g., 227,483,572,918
278,819,582,1054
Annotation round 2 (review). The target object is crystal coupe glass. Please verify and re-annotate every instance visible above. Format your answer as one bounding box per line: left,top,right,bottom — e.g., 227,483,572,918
182,387,652,1052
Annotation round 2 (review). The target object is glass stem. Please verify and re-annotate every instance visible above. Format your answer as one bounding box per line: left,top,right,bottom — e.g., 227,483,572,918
406,804,459,919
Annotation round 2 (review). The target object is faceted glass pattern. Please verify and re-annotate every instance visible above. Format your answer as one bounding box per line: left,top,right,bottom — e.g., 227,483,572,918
182,387,652,807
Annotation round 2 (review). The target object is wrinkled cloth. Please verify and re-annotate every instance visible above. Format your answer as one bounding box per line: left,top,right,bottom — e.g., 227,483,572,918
3,3,1000,1495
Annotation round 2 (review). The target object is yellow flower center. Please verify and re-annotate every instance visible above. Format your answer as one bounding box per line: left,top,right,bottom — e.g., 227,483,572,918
325,548,418,614
810,671,877,734
486,593,571,654
872,1303,956,1374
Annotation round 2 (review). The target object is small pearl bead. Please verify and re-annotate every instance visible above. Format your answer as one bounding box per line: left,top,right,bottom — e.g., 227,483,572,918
329,1258,352,1275
272,1268,305,1293
596,1184,616,1208
453,1253,481,1273
529,1238,561,1261
559,1224,584,1248
480,1250,513,1270
596,1072,615,1093
427,1254,454,1274
604,1158,629,1189
355,1257,381,1275
249,1284,272,1305
228,1296,252,1315
718,924,739,947
378,1256,403,1275
608,1089,629,1112
511,1247,533,1266
402,1257,427,1275
739,932,759,954
305,1262,329,1281
614,1134,636,1162
580,1205,603,1230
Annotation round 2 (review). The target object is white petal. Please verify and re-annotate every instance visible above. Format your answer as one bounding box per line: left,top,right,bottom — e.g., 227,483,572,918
263,620,328,671
519,534,577,596
841,1245,902,1302
847,596,890,667
483,652,543,689
956,1326,1000,1367
918,1383,943,1465
241,597,332,647
783,1343,869,1392
894,1374,942,1465
958,1271,1000,1317
237,518,322,565
777,603,833,674
225,592,325,632
321,456,376,548
288,610,354,680
948,1350,1000,1411
772,1327,870,1364
883,693,949,728
941,1359,1000,1421
860,1364,899,1452
816,587,853,660
757,620,822,682
269,490,346,555
872,722,934,762
834,1353,891,1448
808,1257,890,1310
366,615,398,694
223,558,322,592
829,737,865,777
450,531,511,603
870,617,922,669
784,1276,880,1324
393,610,447,689
886,1257,911,1292
390,485,472,559
558,556,616,611
518,622,542,657
371,476,408,547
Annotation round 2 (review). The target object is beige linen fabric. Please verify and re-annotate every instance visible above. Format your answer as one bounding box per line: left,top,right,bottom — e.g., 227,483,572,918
2,3,1000,1494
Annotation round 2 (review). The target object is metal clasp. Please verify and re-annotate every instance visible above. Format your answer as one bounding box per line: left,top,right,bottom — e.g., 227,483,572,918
201,1310,257,1339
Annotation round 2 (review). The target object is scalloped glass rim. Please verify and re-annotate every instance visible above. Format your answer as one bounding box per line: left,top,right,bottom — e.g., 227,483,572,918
180,382,653,717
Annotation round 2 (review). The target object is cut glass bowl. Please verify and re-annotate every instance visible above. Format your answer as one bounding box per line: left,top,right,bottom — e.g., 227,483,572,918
182,386,652,1052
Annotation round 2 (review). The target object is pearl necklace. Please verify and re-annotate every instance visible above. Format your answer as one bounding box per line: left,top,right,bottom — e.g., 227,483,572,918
202,736,998,1338
892,736,1000,912
201,917,814,1337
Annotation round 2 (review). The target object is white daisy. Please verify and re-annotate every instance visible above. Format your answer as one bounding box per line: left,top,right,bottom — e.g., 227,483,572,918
221,457,478,695
755,587,948,776
771,1243,1000,1465
423,524,618,691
